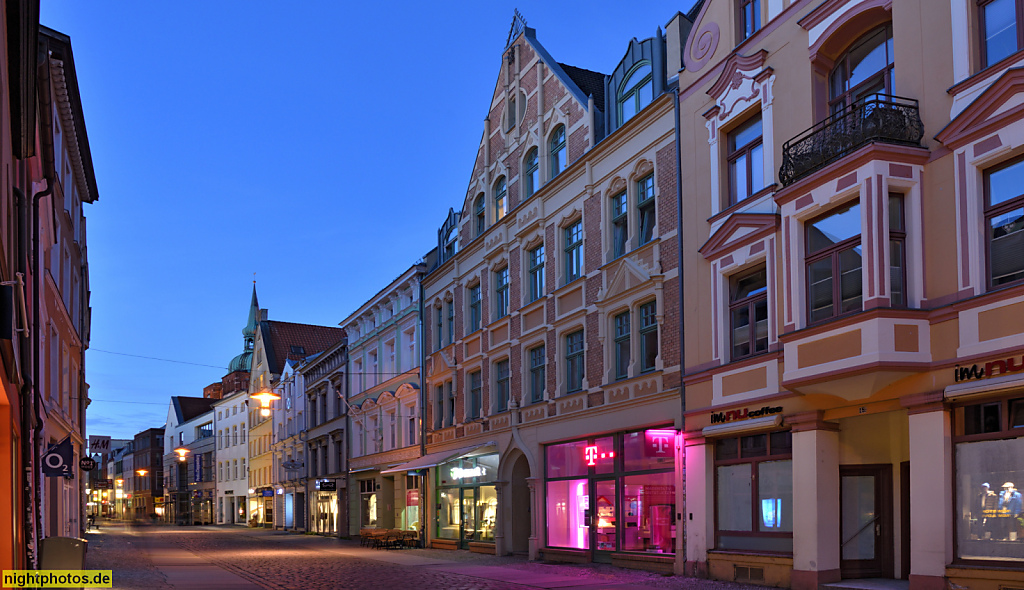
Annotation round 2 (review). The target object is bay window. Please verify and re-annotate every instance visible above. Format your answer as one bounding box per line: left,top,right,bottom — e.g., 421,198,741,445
806,201,862,323
985,157,1024,288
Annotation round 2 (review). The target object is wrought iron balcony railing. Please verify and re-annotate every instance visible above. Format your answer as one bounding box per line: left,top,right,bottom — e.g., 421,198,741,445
778,95,924,187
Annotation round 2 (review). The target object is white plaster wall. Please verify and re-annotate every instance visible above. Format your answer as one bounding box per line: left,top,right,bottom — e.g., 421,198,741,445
792,428,840,573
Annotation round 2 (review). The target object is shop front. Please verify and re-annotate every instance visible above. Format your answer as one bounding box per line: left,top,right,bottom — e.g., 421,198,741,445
313,479,339,535
436,453,499,549
249,487,274,527
544,428,679,565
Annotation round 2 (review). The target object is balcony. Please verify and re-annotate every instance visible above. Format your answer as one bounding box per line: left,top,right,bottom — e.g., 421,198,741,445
779,95,924,187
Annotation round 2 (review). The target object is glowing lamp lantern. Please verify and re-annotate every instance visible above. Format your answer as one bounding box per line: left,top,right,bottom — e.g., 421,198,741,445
251,390,281,417
136,469,148,477
174,447,190,462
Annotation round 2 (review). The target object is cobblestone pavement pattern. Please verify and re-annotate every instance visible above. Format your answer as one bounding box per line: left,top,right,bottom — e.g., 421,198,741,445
84,519,770,590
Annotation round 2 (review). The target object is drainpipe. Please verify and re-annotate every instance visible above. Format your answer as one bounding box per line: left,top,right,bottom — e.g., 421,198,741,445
417,271,426,547
31,178,53,560
673,84,687,561
14,185,36,568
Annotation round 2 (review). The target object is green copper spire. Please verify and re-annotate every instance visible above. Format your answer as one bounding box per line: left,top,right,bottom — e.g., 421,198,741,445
228,283,258,373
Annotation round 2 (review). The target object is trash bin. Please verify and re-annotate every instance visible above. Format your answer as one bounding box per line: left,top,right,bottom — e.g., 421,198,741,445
39,536,88,569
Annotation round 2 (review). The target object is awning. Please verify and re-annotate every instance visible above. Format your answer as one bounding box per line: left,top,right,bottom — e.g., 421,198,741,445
380,442,496,474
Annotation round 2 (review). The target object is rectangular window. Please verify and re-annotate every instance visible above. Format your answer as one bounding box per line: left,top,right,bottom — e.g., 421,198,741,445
494,360,509,413
475,195,486,238
614,312,631,380
507,95,516,130
639,301,658,372
436,305,443,349
730,267,769,360
612,192,628,257
715,431,793,552
546,479,590,549
888,194,906,306
495,267,509,320
980,0,1022,68
637,174,656,246
469,284,482,332
447,301,455,345
529,245,545,302
806,201,862,323
530,345,546,404
565,221,583,284
468,371,482,419
985,157,1024,288
434,385,444,429
953,396,1024,562
566,330,584,393
446,380,454,427
739,0,761,40
728,114,765,205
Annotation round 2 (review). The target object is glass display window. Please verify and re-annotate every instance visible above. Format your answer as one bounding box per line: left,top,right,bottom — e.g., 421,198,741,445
436,453,500,547
954,396,1024,562
714,430,793,553
544,428,678,556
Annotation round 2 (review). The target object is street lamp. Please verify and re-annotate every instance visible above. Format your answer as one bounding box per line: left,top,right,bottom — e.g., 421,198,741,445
250,390,280,418
136,469,148,477
174,448,190,462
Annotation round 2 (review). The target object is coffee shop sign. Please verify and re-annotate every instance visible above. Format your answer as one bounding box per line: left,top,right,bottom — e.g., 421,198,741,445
450,466,485,479
954,355,1024,382
710,405,783,425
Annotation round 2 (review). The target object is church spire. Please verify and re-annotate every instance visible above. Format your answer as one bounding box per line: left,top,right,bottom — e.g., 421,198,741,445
243,282,259,343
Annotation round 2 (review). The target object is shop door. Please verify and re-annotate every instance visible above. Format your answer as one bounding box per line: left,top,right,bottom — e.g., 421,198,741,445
591,479,617,561
840,465,894,579
460,488,477,548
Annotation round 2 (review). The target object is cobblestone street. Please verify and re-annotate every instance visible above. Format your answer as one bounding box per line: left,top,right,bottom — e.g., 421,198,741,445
82,520,769,590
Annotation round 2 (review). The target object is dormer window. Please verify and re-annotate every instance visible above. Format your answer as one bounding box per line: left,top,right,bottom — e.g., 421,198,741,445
619,63,653,124
443,226,457,259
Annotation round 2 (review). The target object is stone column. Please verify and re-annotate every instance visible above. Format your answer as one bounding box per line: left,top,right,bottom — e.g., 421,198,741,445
683,432,712,577
790,412,841,590
526,476,541,560
903,393,951,590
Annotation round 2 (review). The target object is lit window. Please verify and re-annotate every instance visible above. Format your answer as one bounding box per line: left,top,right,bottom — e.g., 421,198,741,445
495,177,507,221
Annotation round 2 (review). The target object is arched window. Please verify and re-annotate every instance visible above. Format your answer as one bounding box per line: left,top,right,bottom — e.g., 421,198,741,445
619,62,653,123
525,148,540,198
494,177,507,221
474,193,486,237
550,126,566,177
829,25,894,114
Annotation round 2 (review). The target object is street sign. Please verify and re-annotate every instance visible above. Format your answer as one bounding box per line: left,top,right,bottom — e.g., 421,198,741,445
79,457,97,471
88,436,111,454
42,436,73,477
92,479,112,490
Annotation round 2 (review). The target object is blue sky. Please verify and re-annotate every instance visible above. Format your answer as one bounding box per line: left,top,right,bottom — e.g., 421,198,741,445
40,1,695,440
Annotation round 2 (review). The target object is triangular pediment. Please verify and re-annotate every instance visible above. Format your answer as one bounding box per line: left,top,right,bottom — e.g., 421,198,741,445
601,257,652,303
938,67,1024,149
699,213,780,260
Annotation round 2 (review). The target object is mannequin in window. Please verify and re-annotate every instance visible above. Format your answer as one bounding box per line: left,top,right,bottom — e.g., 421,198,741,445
999,482,1022,539
981,482,1000,539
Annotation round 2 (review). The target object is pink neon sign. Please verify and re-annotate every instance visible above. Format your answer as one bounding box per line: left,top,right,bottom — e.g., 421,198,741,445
583,445,615,466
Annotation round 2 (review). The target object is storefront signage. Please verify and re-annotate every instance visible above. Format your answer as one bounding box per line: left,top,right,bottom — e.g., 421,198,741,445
584,445,615,467
79,457,97,471
261,489,273,497
450,466,485,479
193,453,203,483
954,355,1024,382
710,405,783,425
316,480,337,491
644,430,676,457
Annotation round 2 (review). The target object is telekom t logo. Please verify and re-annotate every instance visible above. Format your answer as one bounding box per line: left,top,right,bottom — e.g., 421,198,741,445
584,445,598,466
648,432,671,454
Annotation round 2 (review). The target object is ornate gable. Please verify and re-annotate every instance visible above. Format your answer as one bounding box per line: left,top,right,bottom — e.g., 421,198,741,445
600,257,652,303
706,51,772,123
937,67,1024,150
699,213,780,260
